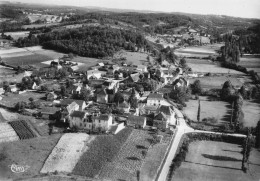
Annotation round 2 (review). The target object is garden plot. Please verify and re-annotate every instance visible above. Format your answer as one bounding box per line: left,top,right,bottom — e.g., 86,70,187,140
0,123,19,143
99,129,153,181
41,133,95,173
172,141,260,181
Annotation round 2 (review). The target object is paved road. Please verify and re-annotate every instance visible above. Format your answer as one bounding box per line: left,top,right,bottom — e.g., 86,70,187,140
157,108,246,181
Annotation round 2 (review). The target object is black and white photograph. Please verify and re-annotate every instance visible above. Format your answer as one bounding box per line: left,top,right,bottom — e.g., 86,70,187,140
0,0,260,180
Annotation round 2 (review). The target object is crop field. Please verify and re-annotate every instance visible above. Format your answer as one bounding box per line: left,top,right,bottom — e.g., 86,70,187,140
172,141,260,181
99,129,153,181
0,123,19,144
189,75,243,89
73,128,133,178
9,120,36,140
0,92,45,108
183,97,230,124
41,133,94,173
0,134,62,180
2,54,51,67
242,100,260,128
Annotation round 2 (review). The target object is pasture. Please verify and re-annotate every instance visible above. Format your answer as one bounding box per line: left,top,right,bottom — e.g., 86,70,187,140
0,92,45,108
242,100,260,128
172,141,260,181
41,133,95,173
189,75,243,89
238,56,260,74
0,134,61,180
183,97,230,124
114,50,154,66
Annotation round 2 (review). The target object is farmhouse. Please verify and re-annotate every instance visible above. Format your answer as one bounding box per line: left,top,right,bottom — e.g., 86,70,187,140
153,112,168,129
96,89,108,103
118,101,131,113
157,105,177,125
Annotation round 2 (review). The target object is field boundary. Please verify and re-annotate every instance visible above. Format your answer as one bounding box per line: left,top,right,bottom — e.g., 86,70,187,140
154,128,178,181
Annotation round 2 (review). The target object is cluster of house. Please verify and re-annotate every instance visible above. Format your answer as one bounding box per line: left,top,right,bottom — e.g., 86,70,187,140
0,56,190,134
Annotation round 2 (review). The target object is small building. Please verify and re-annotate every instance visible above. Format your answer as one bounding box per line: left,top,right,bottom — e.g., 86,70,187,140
127,115,147,128
147,93,164,106
10,85,18,93
32,82,39,90
157,105,177,125
87,70,102,80
46,92,58,101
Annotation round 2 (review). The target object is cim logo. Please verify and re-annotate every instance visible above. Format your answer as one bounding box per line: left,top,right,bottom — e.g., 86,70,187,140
9,164,30,173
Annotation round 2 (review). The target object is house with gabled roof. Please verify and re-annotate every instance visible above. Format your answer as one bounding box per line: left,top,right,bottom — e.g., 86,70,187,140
60,99,87,111
92,114,113,132
136,65,148,72
69,111,88,128
46,92,57,101
157,105,177,125
127,115,147,128
153,112,168,129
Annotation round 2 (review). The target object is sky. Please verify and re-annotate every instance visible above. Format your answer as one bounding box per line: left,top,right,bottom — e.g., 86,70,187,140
9,0,260,19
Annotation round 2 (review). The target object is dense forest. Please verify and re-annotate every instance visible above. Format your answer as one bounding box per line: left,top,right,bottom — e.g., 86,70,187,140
17,26,153,58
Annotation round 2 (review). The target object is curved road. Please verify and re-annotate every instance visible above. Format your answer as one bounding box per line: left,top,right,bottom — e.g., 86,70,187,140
157,108,246,181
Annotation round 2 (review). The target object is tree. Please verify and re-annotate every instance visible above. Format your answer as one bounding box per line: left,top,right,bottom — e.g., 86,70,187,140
242,128,254,172
255,120,260,148
15,102,27,113
169,87,189,106
239,85,247,99
197,99,201,122
221,80,234,101
114,92,124,104
20,76,33,90
191,80,202,95
129,97,138,109
3,81,11,93
79,87,91,101
179,57,187,68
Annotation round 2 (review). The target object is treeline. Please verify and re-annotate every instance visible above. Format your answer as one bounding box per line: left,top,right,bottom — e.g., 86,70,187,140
234,23,260,54
16,26,153,58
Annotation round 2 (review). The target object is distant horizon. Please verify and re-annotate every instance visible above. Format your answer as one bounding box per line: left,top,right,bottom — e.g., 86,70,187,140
3,0,260,19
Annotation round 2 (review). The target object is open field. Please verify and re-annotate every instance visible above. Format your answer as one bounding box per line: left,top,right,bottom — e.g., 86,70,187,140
188,63,245,74
242,100,260,128
0,66,16,76
172,141,260,181
0,108,18,122
41,133,94,173
0,134,62,180
0,123,19,144
238,56,260,74
183,97,230,124
73,128,133,178
189,75,244,89
114,50,154,66
99,129,153,181
0,92,45,108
